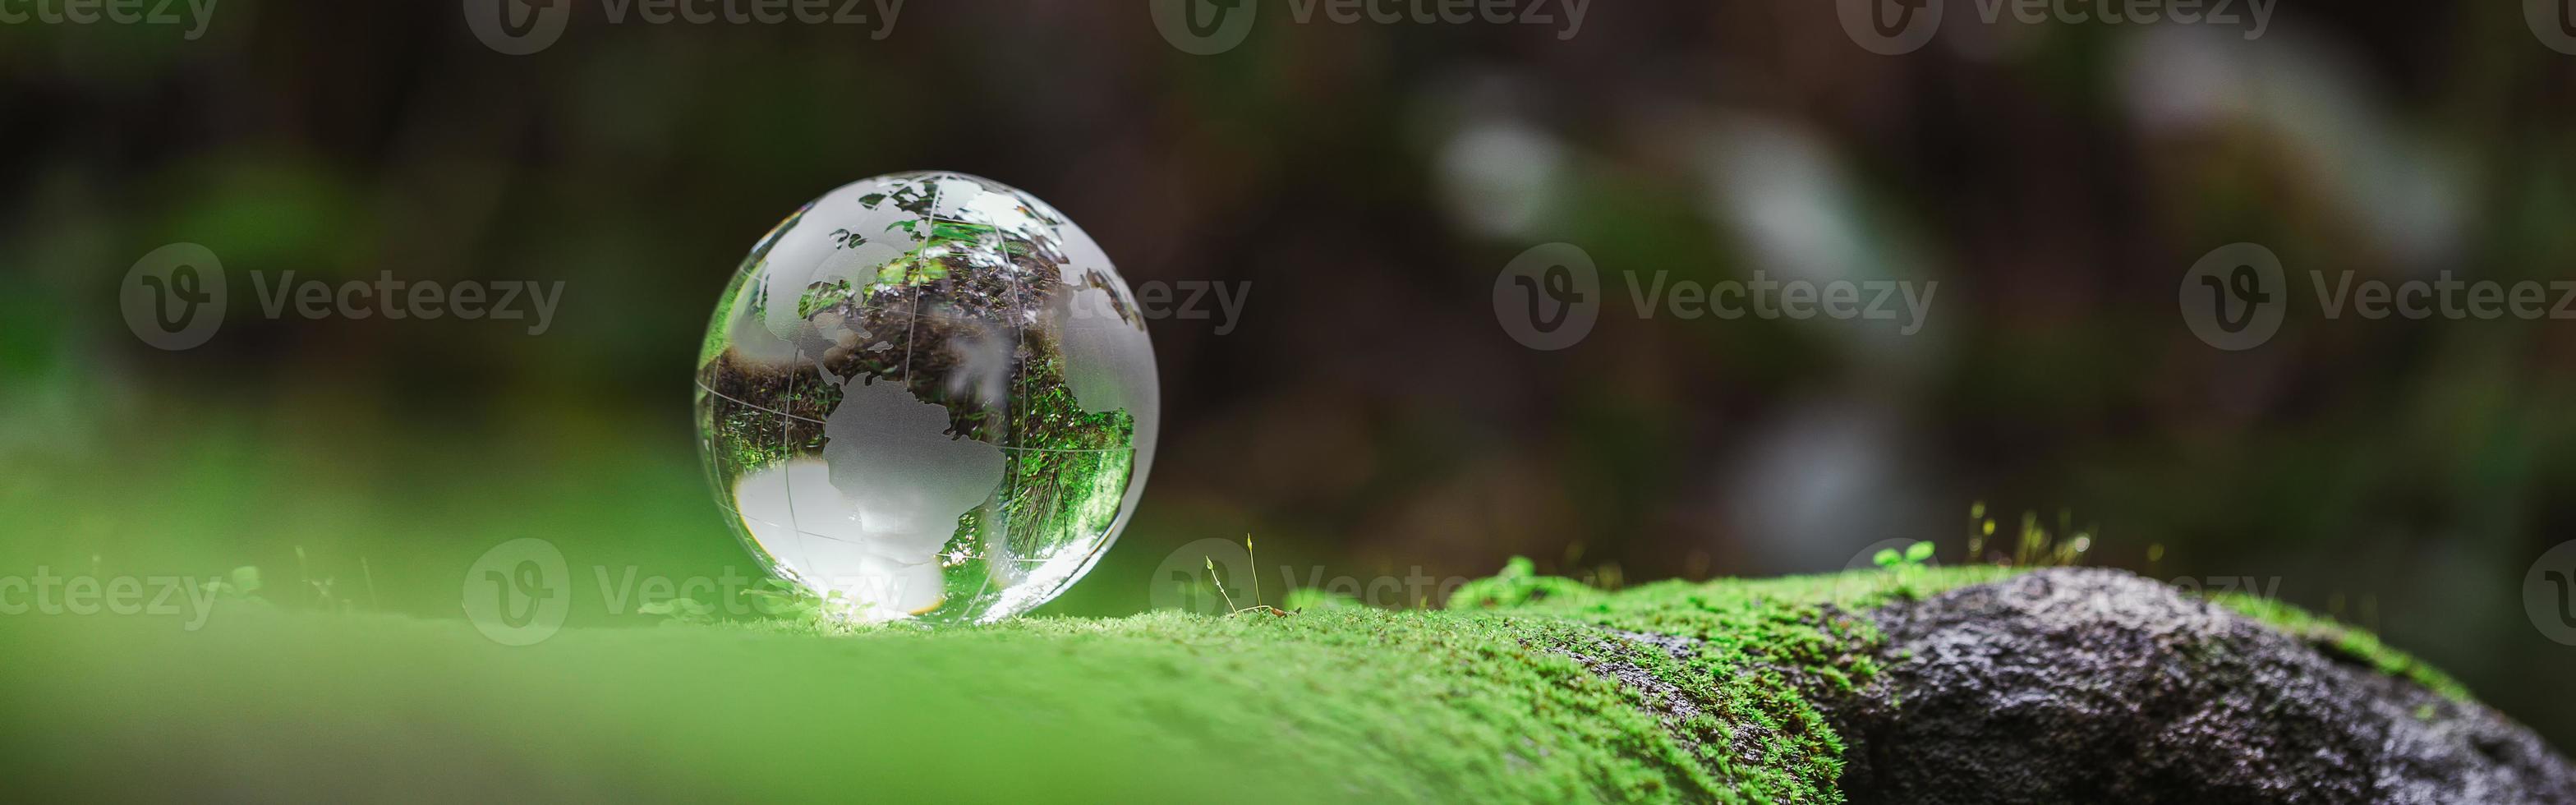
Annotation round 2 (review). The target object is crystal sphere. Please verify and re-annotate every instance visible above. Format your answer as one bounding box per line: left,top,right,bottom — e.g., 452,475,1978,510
695,172,1157,625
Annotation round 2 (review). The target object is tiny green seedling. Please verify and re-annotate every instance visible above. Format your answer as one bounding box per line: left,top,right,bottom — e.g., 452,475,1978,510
1203,555,1235,610
1204,534,1288,618
1874,540,1935,570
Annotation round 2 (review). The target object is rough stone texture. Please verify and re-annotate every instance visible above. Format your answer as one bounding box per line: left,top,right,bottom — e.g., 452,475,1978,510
1553,630,1714,757
1828,568,2576,804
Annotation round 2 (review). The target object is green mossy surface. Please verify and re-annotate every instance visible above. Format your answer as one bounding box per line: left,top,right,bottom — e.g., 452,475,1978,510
0,564,1997,803
1450,559,2021,802
0,563,2488,803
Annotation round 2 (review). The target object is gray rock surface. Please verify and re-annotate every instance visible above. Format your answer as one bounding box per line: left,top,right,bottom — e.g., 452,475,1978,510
1827,568,2576,804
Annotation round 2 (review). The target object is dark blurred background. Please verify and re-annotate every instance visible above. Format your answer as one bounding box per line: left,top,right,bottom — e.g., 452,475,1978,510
5,0,2574,744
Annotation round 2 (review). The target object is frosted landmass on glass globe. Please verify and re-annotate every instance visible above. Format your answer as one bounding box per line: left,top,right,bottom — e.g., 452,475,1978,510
694,172,1157,625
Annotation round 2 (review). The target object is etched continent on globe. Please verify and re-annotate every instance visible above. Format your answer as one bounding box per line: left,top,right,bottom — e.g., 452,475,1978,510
694,172,1158,625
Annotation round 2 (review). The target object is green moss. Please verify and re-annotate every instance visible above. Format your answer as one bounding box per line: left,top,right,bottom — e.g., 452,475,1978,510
1454,563,2019,802
2208,593,2474,703
25,563,2487,804
3,564,2010,803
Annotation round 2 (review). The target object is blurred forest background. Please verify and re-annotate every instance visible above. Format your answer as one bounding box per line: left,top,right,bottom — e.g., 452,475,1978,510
4,0,2575,745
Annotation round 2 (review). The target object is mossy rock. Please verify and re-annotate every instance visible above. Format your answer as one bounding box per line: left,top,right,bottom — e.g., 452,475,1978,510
1834,568,2571,803
3,566,2566,803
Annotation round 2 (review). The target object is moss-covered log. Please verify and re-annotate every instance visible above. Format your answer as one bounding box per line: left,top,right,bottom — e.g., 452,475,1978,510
4,566,2567,803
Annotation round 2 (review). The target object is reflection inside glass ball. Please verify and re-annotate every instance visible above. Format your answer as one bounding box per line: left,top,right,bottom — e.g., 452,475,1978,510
694,172,1157,624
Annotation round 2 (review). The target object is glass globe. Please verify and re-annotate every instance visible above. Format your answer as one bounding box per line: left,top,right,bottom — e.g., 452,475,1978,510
694,172,1157,625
